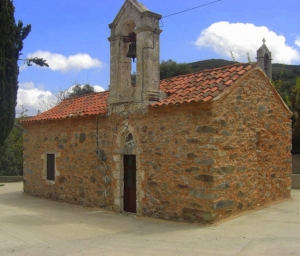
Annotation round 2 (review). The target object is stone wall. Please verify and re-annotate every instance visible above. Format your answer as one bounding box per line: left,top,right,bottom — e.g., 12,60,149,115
200,70,292,221
0,176,23,183
292,155,300,188
292,155,300,174
292,174,300,189
23,116,115,208
23,69,292,223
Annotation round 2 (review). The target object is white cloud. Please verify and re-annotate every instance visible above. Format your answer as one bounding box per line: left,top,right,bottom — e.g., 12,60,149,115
17,82,55,116
17,83,105,116
296,37,300,48
21,51,103,73
91,85,105,92
194,22,300,64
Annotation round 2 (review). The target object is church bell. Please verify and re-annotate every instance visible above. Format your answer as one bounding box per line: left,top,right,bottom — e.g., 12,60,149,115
126,42,136,62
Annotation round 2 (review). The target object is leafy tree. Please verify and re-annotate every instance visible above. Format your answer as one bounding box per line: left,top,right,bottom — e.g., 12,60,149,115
272,64,300,152
0,106,28,176
160,59,193,80
68,84,95,98
131,60,192,82
0,0,26,147
282,78,300,139
39,89,70,112
0,0,48,147
131,72,136,85
39,84,96,112
189,59,236,73
21,57,49,67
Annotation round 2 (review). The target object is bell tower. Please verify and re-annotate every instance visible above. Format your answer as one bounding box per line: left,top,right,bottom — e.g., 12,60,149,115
257,38,272,80
108,0,162,114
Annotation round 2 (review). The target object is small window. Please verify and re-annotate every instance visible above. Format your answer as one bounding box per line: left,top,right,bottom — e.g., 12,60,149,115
264,53,269,70
125,133,135,147
47,154,55,181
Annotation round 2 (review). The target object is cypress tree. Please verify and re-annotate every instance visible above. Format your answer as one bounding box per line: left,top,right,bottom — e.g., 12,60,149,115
0,0,31,146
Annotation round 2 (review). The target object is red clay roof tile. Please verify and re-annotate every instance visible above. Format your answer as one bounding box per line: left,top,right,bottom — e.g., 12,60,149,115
236,65,244,71
225,79,233,85
151,63,254,107
245,65,252,71
22,91,109,123
203,95,213,102
23,63,255,122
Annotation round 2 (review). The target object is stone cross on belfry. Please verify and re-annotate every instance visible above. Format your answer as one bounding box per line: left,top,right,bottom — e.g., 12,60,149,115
257,38,272,79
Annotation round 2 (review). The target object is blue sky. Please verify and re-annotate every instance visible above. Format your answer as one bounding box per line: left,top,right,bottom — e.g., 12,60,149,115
13,0,300,115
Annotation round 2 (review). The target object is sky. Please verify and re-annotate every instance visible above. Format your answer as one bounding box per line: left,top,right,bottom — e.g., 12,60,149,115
13,0,300,116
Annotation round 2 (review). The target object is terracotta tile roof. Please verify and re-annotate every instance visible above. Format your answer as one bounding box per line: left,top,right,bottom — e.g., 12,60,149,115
151,63,254,107
22,63,254,122
22,91,109,123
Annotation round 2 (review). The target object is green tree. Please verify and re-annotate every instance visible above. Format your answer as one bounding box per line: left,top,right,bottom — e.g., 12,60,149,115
68,84,95,98
38,84,96,112
0,106,27,176
0,0,27,147
131,72,136,85
39,89,69,112
284,77,300,140
22,57,48,67
160,59,193,80
0,0,48,147
273,65,300,152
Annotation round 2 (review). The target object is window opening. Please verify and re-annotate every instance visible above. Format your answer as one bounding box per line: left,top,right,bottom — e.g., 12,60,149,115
123,32,137,86
264,53,269,70
125,133,135,147
47,154,55,181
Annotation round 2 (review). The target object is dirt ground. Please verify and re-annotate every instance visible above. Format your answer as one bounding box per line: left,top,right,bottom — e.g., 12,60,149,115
1,182,300,256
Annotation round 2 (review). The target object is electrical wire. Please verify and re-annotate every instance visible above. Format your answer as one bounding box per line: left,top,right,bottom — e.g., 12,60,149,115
162,0,221,19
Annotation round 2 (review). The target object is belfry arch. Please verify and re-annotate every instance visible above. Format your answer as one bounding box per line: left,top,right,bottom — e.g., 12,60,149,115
107,0,162,114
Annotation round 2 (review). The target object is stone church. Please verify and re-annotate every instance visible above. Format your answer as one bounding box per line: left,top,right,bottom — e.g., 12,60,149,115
22,0,292,223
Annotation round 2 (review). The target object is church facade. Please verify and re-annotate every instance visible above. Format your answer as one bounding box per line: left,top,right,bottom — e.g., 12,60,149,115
22,0,292,223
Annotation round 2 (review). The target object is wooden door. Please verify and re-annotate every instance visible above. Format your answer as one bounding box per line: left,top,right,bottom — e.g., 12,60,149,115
123,155,136,213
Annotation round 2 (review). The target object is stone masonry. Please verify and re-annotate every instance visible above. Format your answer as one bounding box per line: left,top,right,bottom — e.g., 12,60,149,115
107,0,162,113
23,67,292,223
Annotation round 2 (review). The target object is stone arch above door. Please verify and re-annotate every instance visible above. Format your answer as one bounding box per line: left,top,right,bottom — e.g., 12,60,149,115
112,120,143,215
115,121,142,155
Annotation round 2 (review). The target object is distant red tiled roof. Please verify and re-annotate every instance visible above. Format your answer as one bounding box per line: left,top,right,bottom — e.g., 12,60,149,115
22,63,254,123
151,63,254,107
23,91,109,123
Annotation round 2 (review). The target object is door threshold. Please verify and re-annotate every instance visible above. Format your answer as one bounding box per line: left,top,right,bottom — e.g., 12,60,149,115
121,211,137,217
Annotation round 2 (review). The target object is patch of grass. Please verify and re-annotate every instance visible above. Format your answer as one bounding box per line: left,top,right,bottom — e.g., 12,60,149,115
0,184,4,186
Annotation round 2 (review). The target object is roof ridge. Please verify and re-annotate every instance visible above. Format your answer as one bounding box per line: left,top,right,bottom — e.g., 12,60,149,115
160,62,256,82
62,90,109,102
160,72,195,81
202,62,255,72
